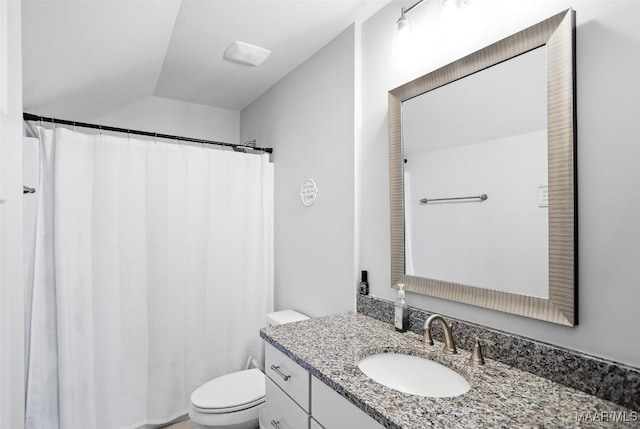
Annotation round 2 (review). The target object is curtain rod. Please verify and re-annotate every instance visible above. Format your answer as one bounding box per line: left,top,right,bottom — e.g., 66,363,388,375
23,112,273,154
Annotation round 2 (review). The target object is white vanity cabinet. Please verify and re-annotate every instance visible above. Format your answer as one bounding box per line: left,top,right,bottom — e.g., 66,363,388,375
264,377,310,429
264,342,311,428
264,341,384,429
265,342,310,412
311,376,384,429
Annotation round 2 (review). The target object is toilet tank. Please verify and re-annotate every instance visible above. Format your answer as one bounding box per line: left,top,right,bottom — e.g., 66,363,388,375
266,310,309,327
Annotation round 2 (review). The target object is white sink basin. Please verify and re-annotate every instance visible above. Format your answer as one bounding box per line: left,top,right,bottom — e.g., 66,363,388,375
357,352,471,398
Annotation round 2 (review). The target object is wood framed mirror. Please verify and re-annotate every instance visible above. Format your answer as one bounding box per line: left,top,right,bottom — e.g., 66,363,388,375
388,9,577,326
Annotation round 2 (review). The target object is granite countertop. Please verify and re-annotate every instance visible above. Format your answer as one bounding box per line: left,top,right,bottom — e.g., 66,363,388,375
260,312,638,429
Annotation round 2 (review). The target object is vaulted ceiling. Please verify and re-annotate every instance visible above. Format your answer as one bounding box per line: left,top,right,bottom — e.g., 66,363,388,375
22,0,389,121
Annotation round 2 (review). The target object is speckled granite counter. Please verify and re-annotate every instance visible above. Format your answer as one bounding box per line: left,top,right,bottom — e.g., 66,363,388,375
260,313,639,428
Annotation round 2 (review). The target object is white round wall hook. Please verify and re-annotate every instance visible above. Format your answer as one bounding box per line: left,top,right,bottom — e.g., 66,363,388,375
300,178,318,206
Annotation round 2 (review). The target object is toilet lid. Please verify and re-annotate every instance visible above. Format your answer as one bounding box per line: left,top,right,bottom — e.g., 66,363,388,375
191,368,265,413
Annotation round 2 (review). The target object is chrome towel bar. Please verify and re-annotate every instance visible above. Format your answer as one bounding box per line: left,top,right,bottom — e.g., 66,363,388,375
419,194,487,204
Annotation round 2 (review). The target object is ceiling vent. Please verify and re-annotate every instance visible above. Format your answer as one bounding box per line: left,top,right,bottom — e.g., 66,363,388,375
223,41,271,67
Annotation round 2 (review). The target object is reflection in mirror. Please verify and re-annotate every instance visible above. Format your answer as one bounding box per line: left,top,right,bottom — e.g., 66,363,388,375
403,47,549,298
388,9,577,326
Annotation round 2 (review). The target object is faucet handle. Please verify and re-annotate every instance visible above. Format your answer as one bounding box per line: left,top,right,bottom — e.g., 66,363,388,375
470,337,495,365
423,328,434,345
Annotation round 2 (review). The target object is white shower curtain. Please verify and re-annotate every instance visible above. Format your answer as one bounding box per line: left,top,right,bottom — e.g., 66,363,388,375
26,127,274,429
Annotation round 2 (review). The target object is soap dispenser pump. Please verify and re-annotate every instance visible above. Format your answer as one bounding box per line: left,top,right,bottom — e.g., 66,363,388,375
394,283,409,332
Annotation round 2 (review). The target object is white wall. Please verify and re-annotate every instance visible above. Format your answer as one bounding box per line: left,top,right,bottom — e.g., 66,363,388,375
361,0,640,367
95,95,240,144
405,130,549,298
0,0,25,427
240,25,356,318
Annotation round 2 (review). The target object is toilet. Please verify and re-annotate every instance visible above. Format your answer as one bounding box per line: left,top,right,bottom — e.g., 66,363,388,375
188,310,310,429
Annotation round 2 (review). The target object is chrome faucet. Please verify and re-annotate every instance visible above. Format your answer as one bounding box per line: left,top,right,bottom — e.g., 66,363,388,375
423,314,457,354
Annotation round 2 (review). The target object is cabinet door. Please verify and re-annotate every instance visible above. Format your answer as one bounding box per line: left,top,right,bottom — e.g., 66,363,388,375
311,376,384,429
265,342,310,412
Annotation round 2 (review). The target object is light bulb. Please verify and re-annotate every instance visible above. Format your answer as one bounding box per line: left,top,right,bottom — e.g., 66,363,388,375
397,14,410,35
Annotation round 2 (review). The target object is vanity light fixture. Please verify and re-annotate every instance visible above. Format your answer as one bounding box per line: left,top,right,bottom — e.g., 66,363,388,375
396,0,425,36
443,0,473,9
398,0,471,32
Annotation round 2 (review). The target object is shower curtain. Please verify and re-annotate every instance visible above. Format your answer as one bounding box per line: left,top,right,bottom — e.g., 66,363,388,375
25,127,274,429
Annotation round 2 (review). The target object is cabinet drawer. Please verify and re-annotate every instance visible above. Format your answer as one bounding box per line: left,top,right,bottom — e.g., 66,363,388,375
312,376,384,429
265,342,310,412
264,377,309,429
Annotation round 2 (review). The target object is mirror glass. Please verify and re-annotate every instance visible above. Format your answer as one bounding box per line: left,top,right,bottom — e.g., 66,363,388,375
403,46,549,298
388,9,577,326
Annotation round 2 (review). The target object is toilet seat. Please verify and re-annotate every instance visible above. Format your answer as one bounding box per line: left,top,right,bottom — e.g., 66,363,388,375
191,399,264,415
191,368,265,414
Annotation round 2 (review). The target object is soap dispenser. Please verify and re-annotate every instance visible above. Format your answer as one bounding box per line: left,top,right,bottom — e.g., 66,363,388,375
359,270,369,295
394,283,409,332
